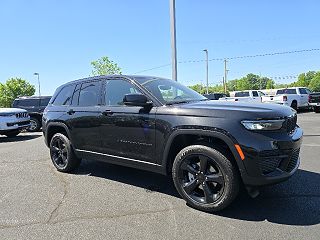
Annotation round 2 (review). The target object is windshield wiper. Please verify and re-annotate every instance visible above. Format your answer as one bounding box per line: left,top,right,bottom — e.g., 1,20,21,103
166,100,192,105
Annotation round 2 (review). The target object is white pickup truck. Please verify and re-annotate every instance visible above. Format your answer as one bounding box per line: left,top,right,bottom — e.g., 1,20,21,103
219,90,265,103
261,87,311,110
0,108,30,137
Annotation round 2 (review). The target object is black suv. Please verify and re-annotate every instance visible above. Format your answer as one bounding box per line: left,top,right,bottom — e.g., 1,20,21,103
203,93,227,100
43,75,302,212
13,96,51,132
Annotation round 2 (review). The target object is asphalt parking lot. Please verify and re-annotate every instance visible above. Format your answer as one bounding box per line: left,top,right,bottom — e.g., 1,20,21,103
0,112,319,240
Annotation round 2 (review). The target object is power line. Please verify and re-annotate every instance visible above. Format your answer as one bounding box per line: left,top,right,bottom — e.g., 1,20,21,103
133,48,320,74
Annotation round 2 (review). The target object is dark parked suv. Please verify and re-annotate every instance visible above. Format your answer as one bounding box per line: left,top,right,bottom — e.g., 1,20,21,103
43,75,302,212
13,96,51,131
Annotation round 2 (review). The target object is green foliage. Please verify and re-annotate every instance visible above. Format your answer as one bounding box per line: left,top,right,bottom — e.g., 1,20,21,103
0,78,35,107
293,71,317,87
226,74,274,91
308,73,320,92
90,56,122,76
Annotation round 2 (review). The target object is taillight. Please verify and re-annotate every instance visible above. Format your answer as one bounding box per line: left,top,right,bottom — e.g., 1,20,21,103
283,96,287,101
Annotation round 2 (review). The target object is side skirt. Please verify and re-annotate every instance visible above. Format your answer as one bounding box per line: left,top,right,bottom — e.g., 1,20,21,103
75,149,167,175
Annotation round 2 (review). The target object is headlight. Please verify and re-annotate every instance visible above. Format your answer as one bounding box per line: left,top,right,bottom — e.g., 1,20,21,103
241,119,285,131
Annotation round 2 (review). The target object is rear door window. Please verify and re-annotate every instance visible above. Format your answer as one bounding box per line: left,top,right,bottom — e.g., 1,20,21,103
235,92,249,97
52,85,75,106
252,91,259,97
77,81,101,107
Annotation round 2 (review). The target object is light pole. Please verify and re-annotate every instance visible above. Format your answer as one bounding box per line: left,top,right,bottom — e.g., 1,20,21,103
203,49,209,94
33,73,41,97
169,0,177,81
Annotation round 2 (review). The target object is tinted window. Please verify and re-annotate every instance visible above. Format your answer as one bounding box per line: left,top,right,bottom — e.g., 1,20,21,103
252,91,259,97
299,88,307,94
276,89,297,94
78,82,100,107
53,85,75,106
142,78,206,104
18,99,39,107
235,92,250,97
40,98,51,106
105,79,141,106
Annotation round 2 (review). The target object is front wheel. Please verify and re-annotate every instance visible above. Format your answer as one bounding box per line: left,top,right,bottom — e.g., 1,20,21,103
172,145,240,212
314,106,320,113
50,133,81,172
28,117,41,132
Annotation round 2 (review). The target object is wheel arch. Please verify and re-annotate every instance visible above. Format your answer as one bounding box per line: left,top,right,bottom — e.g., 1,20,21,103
45,122,72,146
162,129,246,176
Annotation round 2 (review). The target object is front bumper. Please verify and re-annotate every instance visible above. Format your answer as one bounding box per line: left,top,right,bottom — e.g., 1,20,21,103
0,118,30,132
239,127,303,187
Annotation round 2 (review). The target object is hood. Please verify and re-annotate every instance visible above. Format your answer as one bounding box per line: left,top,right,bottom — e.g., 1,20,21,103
160,100,296,120
0,108,28,114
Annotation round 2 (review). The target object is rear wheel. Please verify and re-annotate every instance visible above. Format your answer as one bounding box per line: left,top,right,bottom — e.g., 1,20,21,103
5,130,20,138
172,145,240,212
291,101,298,110
50,133,81,172
28,117,41,132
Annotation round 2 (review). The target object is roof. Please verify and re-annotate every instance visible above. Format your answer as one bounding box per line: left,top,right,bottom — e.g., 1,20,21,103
58,75,168,88
15,96,52,99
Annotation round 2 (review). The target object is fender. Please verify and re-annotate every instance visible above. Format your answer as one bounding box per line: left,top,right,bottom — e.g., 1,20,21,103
161,127,247,176
45,121,72,146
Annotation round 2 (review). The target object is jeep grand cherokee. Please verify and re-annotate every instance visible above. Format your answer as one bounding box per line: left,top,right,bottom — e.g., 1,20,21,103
43,75,302,212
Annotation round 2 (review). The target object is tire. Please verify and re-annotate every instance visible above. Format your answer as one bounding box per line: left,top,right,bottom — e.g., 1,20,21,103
28,117,41,132
315,106,320,113
5,130,20,138
291,101,298,111
172,145,240,212
49,133,81,172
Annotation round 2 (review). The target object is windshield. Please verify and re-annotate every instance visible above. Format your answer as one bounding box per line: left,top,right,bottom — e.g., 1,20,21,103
138,77,207,105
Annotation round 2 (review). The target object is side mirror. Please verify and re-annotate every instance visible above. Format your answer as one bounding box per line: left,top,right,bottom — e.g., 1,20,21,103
123,94,153,107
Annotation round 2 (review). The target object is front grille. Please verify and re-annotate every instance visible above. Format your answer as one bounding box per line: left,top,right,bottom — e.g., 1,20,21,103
15,112,28,118
285,148,300,172
285,114,297,133
7,120,30,127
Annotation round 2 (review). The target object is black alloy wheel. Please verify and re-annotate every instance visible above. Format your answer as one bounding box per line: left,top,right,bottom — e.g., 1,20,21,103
50,133,81,172
51,136,68,169
179,154,225,204
172,145,240,212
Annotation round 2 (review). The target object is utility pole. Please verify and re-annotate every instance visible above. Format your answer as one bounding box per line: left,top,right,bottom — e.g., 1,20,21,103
169,0,177,81
224,59,228,93
203,49,209,94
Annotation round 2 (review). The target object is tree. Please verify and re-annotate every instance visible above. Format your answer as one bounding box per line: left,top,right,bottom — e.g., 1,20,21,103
0,78,35,107
90,56,122,76
293,71,317,87
308,73,320,92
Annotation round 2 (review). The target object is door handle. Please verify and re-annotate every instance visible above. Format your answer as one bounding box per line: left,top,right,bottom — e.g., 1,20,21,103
67,109,75,115
102,110,113,116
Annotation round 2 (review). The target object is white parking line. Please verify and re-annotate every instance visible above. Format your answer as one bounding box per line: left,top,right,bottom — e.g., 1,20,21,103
302,144,320,147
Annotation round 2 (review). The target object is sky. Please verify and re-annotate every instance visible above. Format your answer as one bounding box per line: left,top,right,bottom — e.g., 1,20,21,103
0,0,319,95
